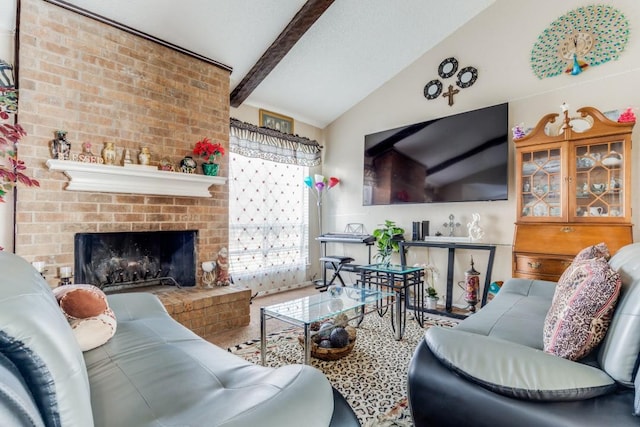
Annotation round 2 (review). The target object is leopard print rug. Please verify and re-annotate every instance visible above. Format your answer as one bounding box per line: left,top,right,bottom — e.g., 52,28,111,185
228,312,458,426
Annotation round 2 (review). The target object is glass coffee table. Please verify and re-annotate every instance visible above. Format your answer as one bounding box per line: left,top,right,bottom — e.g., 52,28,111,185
260,285,392,365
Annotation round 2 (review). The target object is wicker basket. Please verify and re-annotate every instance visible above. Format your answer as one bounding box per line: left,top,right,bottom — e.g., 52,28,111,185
298,326,357,361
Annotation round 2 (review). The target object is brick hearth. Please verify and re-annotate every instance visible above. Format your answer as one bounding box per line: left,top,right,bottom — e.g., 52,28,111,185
153,286,251,337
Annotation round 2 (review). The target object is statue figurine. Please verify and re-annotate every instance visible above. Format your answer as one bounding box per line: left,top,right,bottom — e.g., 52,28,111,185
102,142,117,165
138,147,151,165
51,130,70,160
215,247,231,286
467,213,484,242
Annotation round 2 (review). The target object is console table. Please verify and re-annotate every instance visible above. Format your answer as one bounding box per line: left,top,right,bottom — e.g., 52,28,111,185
399,240,496,319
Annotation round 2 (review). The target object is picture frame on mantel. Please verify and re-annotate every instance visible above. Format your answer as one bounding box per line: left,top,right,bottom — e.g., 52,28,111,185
259,109,294,134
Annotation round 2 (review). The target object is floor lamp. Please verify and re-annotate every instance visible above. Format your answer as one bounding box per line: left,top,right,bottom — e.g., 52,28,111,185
304,174,340,236
304,175,340,286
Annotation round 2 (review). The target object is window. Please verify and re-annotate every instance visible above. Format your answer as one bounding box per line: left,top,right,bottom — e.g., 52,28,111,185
229,119,321,295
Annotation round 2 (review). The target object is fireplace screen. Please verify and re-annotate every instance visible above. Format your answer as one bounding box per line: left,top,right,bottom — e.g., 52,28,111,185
74,230,197,292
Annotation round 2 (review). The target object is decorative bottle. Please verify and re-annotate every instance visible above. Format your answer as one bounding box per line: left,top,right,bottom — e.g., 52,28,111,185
180,156,197,174
102,142,116,165
138,147,151,165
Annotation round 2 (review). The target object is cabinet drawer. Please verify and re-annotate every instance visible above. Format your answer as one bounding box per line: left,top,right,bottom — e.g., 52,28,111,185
513,223,632,256
514,254,572,281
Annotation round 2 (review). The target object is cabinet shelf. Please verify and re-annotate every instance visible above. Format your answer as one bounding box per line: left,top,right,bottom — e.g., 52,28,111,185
46,159,226,197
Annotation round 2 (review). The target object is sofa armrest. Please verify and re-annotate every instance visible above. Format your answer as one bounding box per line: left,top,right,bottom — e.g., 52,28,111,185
425,327,616,401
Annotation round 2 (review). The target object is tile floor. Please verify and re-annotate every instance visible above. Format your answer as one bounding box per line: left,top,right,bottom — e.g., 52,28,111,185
205,285,318,349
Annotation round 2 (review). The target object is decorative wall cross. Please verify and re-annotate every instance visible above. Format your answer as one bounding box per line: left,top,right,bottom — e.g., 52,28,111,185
442,85,459,107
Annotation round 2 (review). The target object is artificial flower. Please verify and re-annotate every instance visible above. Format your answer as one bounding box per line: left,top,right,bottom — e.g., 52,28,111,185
193,137,225,163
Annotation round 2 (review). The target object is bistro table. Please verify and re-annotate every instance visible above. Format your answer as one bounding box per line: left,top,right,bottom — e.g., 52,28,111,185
357,263,425,340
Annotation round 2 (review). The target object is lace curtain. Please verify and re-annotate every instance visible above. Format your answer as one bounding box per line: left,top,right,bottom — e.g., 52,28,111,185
228,119,321,296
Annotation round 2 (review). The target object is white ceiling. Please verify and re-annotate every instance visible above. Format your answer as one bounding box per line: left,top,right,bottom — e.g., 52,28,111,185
2,0,495,128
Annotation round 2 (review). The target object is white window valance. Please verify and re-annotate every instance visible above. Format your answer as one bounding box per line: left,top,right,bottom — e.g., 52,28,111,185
229,118,322,167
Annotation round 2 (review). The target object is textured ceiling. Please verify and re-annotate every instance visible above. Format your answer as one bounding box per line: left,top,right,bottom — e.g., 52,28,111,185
3,0,495,128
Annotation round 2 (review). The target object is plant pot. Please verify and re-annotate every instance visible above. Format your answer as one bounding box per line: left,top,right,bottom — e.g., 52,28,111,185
202,162,219,176
426,296,438,310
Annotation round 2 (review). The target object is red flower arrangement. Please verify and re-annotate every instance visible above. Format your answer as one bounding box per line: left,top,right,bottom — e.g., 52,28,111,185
618,107,636,124
193,137,225,164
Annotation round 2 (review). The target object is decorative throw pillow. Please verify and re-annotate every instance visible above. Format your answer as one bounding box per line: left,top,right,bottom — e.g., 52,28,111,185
56,285,108,319
543,257,621,361
67,313,117,352
573,242,610,262
53,284,117,351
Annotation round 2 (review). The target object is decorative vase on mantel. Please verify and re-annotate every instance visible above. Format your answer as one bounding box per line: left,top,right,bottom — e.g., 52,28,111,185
202,162,219,176
180,156,197,174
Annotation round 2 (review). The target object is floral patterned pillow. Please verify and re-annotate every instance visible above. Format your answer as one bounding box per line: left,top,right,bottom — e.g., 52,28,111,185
543,257,621,361
573,242,610,262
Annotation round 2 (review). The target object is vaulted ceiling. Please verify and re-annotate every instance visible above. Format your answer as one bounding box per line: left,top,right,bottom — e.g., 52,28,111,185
2,0,495,128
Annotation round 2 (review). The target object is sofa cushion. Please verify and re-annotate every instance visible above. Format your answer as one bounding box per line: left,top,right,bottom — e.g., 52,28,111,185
84,292,335,427
0,252,94,427
543,257,621,361
425,326,616,401
456,278,555,349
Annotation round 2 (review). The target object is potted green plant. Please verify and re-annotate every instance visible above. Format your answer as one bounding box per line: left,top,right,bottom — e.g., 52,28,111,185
423,264,439,309
426,286,439,310
372,220,405,266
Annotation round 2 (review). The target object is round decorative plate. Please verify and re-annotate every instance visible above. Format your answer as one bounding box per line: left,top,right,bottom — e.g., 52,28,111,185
423,79,443,99
456,66,478,88
438,57,458,78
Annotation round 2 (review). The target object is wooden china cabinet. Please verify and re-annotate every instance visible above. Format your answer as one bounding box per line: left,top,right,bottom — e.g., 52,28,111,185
513,106,635,281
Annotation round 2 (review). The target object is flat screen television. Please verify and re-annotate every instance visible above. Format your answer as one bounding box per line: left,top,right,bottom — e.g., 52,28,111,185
363,102,509,205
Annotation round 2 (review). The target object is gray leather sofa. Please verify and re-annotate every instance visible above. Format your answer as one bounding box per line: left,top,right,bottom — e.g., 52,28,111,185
408,242,640,426
0,252,359,426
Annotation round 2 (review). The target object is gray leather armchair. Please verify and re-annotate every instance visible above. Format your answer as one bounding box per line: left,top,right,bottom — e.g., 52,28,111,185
408,243,640,426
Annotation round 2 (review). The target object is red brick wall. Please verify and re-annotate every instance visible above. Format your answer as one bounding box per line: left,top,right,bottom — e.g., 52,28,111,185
15,0,230,286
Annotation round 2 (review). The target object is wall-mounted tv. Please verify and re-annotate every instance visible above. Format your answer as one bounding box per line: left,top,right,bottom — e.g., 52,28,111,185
363,103,508,205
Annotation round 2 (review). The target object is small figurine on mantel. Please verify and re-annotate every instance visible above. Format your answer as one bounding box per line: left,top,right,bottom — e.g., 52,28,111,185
102,142,117,165
215,247,231,286
51,130,71,160
138,147,151,165
122,149,132,165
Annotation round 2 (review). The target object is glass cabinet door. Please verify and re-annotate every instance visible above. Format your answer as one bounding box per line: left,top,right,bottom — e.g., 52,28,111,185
573,140,625,220
520,148,562,219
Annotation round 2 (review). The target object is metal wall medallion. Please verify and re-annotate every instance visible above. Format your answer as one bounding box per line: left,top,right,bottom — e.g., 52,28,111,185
423,79,443,99
438,57,458,78
456,67,478,88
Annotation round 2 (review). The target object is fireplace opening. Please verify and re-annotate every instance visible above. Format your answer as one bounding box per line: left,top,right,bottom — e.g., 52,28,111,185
74,230,197,293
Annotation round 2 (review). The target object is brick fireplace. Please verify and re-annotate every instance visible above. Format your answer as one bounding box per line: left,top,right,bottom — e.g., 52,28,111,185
11,0,250,336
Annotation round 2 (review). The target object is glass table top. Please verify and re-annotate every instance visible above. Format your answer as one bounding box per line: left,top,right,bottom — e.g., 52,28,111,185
359,263,424,274
262,285,392,324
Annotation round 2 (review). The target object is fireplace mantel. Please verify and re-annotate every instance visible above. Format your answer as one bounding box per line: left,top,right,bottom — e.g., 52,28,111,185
46,159,227,197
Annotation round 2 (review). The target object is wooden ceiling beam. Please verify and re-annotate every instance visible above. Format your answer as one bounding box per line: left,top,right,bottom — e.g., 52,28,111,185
230,0,335,108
